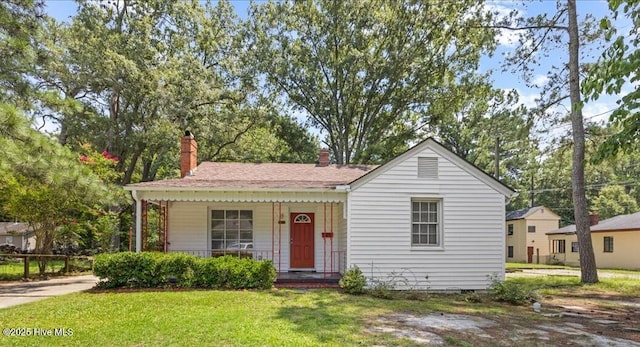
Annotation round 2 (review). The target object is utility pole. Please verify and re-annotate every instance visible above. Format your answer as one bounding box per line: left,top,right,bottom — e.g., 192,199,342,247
530,175,534,207
494,137,500,179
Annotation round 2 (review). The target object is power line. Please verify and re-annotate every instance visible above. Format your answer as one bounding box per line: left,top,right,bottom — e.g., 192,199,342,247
529,181,640,194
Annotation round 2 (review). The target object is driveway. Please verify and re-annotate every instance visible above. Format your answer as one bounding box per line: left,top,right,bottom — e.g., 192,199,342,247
0,275,98,309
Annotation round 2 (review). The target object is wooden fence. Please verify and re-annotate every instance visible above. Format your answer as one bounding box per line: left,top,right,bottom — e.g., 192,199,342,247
0,254,94,280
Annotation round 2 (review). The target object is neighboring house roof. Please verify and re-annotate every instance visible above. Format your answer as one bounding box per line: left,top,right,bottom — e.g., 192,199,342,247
126,162,377,190
546,224,577,235
125,137,515,197
546,211,640,234
0,222,32,236
505,206,559,221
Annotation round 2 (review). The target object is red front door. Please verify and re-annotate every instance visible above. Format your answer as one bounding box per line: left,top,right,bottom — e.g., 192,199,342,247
290,213,314,268
527,246,534,263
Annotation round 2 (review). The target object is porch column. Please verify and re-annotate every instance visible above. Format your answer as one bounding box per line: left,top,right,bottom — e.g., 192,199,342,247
135,194,142,252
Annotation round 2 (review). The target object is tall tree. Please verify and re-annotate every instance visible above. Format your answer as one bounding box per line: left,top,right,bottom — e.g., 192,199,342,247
0,0,44,106
495,0,601,282
0,104,114,272
250,0,496,164
567,0,598,283
31,0,274,184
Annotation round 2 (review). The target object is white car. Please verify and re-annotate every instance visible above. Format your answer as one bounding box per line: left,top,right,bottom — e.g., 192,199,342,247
226,242,253,250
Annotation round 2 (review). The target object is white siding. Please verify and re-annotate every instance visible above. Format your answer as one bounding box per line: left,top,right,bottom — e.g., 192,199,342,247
349,147,506,290
167,201,344,273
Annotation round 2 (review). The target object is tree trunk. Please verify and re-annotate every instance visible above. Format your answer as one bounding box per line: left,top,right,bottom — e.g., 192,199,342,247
567,0,598,283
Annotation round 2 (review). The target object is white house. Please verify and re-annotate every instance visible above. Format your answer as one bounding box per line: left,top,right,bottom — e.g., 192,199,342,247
0,222,36,251
125,132,515,290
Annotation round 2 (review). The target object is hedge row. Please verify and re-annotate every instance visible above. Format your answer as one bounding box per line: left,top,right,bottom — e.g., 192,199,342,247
94,252,276,289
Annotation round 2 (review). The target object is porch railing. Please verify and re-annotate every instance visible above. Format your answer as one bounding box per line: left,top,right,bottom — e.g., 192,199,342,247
331,250,346,273
168,249,274,262
168,249,347,274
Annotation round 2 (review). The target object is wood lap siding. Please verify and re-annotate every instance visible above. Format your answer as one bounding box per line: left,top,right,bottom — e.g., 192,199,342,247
349,148,505,290
168,202,208,252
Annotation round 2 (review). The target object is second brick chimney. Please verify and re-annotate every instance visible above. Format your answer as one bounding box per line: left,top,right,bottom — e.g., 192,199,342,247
588,212,599,226
318,148,330,167
180,130,197,178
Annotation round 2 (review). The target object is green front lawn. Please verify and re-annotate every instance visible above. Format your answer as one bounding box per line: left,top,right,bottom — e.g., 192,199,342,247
0,289,527,347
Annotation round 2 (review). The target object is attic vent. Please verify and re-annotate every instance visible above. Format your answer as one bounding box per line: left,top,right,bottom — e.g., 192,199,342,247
418,157,438,179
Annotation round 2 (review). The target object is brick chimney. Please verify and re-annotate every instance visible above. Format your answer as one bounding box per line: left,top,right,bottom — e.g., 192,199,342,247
180,130,197,178
318,148,330,167
588,212,599,226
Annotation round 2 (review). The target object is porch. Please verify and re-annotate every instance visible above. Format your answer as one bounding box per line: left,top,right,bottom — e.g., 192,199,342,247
132,195,348,275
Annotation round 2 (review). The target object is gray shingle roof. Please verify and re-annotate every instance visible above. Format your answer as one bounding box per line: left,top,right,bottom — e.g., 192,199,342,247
546,211,640,234
0,222,31,235
506,206,543,221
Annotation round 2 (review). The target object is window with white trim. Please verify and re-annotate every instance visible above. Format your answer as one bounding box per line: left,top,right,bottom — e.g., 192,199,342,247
552,239,566,254
6,235,13,245
211,210,253,250
411,200,441,246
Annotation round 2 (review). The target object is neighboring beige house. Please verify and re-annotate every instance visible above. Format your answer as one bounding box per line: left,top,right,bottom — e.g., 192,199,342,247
0,222,36,251
505,206,560,264
124,132,516,290
547,212,640,270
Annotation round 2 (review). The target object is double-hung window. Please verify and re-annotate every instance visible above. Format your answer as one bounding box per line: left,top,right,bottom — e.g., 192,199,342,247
211,210,253,251
411,200,441,247
603,236,613,253
552,239,566,254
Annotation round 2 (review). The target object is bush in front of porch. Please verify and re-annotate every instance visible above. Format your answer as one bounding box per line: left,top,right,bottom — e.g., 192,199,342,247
94,252,276,290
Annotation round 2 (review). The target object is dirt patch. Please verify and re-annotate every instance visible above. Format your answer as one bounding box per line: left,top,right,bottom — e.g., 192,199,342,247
370,304,640,346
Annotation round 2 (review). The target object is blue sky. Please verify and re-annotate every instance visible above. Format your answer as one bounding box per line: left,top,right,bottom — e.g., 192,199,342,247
42,0,627,145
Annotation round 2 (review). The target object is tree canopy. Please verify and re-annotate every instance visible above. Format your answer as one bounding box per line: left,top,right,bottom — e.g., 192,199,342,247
250,0,497,164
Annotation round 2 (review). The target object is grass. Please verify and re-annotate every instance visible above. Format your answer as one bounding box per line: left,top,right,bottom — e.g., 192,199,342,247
0,289,533,347
1,269,638,346
506,262,640,275
505,262,571,270
505,275,640,297
0,258,92,280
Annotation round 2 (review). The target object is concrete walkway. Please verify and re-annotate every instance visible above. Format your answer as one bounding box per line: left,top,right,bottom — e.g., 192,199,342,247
507,268,640,280
0,275,98,309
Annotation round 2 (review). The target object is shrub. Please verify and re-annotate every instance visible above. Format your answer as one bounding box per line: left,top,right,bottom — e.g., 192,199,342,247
489,278,538,305
369,282,395,299
94,252,276,290
339,266,366,294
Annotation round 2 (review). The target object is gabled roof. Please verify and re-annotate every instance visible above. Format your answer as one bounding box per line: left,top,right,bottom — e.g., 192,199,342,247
506,206,559,221
126,162,377,190
126,137,514,196
0,222,32,235
349,138,515,197
546,211,640,234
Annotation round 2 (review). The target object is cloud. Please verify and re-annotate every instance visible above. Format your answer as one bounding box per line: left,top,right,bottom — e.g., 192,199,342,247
532,75,549,87
485,2,523,48
582,100,616,124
